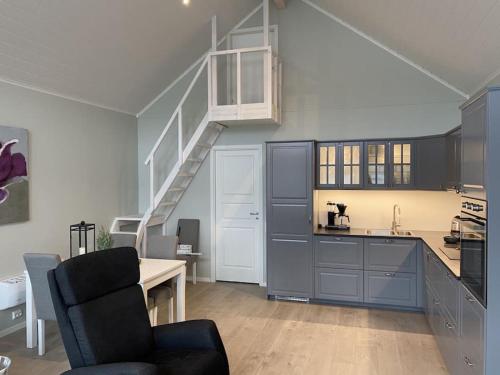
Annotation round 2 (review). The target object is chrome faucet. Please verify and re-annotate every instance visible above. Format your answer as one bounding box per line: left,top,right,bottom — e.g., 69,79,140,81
392,204,401,232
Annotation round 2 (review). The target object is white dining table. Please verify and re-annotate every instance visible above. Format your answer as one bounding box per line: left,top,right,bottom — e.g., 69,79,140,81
26,257,187,349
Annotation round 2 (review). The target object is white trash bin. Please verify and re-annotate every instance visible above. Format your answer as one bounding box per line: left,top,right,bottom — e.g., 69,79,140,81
0,356,11,375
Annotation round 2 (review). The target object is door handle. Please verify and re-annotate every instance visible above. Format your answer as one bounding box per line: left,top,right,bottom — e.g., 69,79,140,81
464,356,474,367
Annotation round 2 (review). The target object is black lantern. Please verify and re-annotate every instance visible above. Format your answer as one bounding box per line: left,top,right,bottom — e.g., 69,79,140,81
69,221,96,258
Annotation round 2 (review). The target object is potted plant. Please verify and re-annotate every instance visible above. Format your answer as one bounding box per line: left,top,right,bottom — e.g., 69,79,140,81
96,226,113,250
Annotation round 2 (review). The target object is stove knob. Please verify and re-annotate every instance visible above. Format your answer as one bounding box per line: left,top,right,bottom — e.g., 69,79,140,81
462,202,467,208
475,205,484,212
466,202,473,210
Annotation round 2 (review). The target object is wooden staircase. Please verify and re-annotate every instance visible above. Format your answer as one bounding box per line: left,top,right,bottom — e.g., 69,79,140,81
110,1,281,255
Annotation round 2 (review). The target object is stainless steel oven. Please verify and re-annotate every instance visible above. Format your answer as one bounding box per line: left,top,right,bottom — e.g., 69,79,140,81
460,196,487,306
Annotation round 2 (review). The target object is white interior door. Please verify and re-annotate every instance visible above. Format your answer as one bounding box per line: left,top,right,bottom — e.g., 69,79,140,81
215,147,263,284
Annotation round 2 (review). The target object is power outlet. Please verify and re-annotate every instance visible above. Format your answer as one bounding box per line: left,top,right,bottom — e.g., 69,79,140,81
11,309,23,320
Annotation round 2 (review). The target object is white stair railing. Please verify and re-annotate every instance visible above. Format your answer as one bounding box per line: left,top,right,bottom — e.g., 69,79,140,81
136,56,210,249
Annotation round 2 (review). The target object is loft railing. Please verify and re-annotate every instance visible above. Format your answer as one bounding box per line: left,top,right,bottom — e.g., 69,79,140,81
208,46,279,121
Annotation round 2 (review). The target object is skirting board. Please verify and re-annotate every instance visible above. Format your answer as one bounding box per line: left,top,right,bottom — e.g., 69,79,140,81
0,321,26,338
186,276,211,283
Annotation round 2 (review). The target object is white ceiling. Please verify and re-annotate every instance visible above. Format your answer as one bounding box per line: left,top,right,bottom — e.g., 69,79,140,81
2,0,500,114
0,0,260,114
309,0,500,97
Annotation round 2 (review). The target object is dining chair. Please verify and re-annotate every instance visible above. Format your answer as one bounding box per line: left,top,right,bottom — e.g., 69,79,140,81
23,253,62,355
145,235,178,324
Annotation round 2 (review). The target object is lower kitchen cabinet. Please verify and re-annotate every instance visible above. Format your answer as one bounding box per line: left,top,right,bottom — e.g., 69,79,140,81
364,271,417,307
267,238,313,298
460,284,485,375
314,236,363,269
424,244,459,325
424,245,485,375
315,268,363,302
364,238,417,273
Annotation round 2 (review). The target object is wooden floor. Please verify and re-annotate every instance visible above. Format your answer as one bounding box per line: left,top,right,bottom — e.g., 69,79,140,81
0,282,448,375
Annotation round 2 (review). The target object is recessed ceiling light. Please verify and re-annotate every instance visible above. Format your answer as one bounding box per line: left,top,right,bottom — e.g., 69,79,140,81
182,0,190,5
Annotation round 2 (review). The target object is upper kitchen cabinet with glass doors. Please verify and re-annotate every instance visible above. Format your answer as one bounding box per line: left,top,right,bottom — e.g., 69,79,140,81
365,141,388,188
341,142,363,188
316,142,363,189
317,143,340,188
390,141,414,188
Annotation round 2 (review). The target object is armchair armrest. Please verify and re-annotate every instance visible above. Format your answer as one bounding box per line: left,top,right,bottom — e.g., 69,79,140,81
62,362,158,375
153,319,226,355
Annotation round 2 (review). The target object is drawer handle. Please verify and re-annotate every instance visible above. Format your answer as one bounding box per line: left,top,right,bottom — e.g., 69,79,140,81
445,321,454,330
464,356,475,367
385,273,396,277
465,295,476,303
385,239,394,244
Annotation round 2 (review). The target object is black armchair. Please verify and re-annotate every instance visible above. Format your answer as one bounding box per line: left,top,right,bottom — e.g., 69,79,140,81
47,247,229,375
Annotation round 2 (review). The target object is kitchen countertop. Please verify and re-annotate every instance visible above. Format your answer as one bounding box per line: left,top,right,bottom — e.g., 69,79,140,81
314,227,460,278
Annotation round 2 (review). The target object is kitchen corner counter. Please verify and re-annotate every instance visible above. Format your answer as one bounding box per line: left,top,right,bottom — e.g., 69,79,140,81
314,227,460,278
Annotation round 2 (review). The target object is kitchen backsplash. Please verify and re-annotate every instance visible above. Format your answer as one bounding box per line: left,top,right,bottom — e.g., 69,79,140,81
315,190,461,232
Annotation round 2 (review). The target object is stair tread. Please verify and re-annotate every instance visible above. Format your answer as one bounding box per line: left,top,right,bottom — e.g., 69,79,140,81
159,201,177,206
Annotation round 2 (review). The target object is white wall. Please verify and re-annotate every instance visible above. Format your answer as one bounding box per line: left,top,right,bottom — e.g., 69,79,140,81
138,0,465,280
0,81,137,333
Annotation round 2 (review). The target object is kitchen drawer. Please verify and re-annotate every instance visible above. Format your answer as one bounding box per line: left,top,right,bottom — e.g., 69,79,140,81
439,310,461,375
364,271,417,307
423,244,439,285
441,267,459,326
460,284,485,375
424,246,459,325
364,238,417,273
425,281,441,335
315,268,363,302
314,236,364,269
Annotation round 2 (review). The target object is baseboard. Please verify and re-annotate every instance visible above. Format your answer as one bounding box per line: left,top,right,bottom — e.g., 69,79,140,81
0,321,25,338
186,276,212,283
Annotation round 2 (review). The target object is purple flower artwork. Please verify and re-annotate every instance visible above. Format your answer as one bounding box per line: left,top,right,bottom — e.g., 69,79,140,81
0,139,27,204
0,125,29,225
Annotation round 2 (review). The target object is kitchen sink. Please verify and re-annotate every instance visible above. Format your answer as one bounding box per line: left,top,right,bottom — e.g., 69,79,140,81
365,229,414,237
366,229,393,236
394,230,414,236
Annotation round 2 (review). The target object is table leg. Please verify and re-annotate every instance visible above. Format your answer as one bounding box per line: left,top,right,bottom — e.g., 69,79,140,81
193,261,197,285
25,271,37,349
176,266,186,322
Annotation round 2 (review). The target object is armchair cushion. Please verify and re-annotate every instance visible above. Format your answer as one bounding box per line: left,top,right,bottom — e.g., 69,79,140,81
62,362,159,375
67,285,153,365
148,349,227,375
55,247,139,306
153,320,226,355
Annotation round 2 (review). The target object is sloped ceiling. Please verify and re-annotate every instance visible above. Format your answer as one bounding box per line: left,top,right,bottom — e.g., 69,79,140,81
309,0,500,96
0,0,260,114
2,0,500,115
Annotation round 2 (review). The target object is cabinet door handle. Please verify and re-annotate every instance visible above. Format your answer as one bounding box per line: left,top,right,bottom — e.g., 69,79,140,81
464,356,475,367
385,239,394,244
433,298,440,305
249,212,259,216
445,321,454,330
465,295,476,303
385,273,396,277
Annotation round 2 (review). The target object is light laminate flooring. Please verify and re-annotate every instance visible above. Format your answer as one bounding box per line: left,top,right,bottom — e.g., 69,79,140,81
0,282,448,375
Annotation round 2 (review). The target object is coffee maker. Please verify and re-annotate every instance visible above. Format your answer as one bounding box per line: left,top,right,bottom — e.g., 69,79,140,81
325,202,350,231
